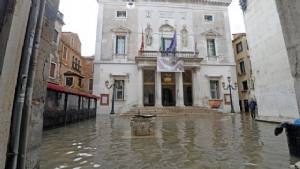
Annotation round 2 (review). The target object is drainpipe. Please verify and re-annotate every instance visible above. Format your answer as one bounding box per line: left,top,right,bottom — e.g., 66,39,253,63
5,0,40,168
18,0,46,168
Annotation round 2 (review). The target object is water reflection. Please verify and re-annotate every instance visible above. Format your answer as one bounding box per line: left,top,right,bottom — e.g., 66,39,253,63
41,113,296,169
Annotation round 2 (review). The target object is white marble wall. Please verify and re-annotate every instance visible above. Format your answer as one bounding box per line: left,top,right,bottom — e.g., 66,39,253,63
94,0,238,114
243,0,299,119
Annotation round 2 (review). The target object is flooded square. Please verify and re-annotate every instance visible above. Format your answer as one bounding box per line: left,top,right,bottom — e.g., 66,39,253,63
41,113,297,169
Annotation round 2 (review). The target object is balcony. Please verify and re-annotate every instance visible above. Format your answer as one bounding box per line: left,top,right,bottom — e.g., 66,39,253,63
136,50,203,68
138,50,199,58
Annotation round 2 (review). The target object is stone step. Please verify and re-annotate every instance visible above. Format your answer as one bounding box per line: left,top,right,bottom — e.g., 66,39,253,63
121,106,221,116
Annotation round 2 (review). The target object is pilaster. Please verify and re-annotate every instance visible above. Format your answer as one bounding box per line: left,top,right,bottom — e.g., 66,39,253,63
138,67,144,107
155,71,162,107
176,72,185,107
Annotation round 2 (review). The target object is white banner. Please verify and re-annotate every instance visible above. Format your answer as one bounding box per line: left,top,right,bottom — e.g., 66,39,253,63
157,57,184,72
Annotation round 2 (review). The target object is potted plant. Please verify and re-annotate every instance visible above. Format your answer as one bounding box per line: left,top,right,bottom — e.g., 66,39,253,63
208,99,222,108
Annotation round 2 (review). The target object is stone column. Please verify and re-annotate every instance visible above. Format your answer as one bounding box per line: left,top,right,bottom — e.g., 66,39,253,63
155,71,162,107
176,72,185,107
192,68,201,106
138,67,144,107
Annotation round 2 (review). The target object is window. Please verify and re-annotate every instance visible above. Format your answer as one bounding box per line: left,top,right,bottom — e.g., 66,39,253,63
242,80,248,91
49,62,56,78
236,42,243,53
78,78,82,87
53,30,58,42
210,80,220,99
66,77,73,87
89,79,93,91
63,46,68,60
72,57,81,72
72,56,75,68
116,11,127,18
71,38,74,46
74,58,77,68
204,15,213,22
207,39,216,56
115,80,125,100
240,61,246,74
116,36,126,55
162,38,172,51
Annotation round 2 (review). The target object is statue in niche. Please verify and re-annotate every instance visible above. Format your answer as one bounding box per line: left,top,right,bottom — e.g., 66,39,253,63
145,23,153,46
181,25,188,47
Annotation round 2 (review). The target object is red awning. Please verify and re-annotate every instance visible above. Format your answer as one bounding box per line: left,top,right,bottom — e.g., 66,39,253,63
47,83,100,99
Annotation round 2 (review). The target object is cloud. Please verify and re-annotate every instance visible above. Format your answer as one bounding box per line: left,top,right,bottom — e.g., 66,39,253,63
59,0,246,55
228,0,246,34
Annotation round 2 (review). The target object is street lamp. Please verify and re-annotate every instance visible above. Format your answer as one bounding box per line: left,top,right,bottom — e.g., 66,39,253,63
105,80,115,115
222,76,237,113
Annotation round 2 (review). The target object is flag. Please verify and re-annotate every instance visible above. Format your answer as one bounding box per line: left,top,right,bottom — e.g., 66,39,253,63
159,33,164,52
140,30,144,52
194,39,198,55
166,31,177,53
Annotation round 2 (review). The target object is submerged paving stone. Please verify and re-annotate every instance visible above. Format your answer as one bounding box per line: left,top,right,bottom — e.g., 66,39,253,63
41,113,299,169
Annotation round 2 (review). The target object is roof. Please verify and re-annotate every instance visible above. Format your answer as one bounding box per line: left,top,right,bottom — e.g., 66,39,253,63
47,83,100,99
64,71,84,78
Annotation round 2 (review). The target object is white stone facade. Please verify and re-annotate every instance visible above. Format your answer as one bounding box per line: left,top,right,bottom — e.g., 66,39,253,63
94,0,239,114
242,0,300,119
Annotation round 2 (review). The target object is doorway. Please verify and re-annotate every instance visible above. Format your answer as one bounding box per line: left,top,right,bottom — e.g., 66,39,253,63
162,86,176,106
161,72,176,106
183,70,193,106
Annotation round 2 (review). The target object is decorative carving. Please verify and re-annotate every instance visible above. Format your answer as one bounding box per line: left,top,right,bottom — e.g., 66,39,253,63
239,0,247,11
145,23,153,46
111,26,131,34
201,29,221,37
159,21,175,32
181,25,188,47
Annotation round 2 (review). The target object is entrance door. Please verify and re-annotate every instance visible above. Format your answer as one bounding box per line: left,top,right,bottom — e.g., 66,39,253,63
162,86,176,106
183,70,193,106
161,72,176,106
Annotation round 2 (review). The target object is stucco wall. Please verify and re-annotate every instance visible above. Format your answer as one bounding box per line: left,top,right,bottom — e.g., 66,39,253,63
0,0,31,167
244,0,299,118
275,0,300,116
96,63,139,114
199,65,239,112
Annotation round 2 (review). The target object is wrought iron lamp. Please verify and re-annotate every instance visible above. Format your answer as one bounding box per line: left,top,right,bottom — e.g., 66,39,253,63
105,80,115,115
222,76,237,113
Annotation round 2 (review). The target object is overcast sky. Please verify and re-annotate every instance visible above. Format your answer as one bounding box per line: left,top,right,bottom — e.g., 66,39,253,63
59,0,245,56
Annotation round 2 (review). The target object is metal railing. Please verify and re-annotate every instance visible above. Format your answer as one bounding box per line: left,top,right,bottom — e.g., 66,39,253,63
138,50,199,58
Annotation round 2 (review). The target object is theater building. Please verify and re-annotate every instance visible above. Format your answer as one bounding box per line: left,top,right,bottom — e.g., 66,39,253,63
94,0,239,114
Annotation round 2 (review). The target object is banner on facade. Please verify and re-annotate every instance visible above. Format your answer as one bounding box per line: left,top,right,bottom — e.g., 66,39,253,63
157,56,184,72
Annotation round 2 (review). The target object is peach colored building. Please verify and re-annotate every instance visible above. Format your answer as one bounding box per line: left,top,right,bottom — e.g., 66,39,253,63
232,33,255,113
58,32,94,93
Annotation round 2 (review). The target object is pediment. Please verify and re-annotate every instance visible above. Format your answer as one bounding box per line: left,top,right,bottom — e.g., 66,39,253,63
201,29,221,37
159,24,175,32
111,26,131,34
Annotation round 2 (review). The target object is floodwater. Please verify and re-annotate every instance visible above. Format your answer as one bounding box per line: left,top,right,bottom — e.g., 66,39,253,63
41,113,299,169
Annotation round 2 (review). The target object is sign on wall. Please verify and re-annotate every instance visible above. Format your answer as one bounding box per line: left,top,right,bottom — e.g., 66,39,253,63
157,57,184,72
100,94,109,105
